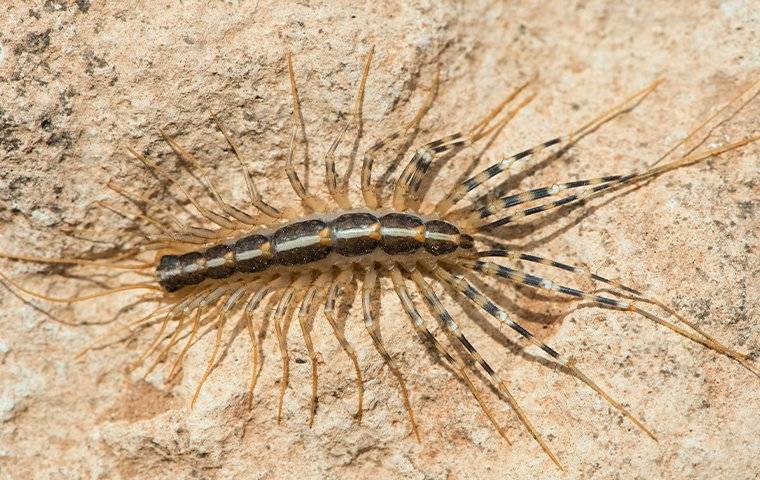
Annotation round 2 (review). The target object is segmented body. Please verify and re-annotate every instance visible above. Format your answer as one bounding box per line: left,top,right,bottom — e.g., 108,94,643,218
156,212,472,292
1,48,758,472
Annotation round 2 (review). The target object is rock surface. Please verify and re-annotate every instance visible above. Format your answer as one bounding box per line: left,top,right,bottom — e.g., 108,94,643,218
1,1,758,479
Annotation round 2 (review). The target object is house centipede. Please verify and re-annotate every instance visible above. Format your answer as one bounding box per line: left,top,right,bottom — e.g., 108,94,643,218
1,47,758,471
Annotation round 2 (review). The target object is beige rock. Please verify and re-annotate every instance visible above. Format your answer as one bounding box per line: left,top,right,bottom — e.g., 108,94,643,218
1,1,758,479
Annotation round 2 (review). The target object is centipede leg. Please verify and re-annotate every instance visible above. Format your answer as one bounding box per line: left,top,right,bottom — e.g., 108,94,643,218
361,69,438,209
243,286,271,409
431,261,656,440
323,269,364,422
389,264,511,444
362,265,420,441
409,267,562,470
190,286,250,408
297,271,332,426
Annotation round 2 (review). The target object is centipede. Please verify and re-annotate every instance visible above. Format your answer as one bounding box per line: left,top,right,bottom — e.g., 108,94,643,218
1,47,758,471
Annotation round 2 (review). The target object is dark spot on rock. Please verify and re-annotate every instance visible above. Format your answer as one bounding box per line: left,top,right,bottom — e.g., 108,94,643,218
571,102,580,110
83,49,108,75
14,29,51,55
46,130,73,149
0,108,21,153
41,116,53,131
76,0,90,13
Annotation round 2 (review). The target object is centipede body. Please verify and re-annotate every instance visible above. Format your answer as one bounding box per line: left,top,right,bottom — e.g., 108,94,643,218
1,44,759,475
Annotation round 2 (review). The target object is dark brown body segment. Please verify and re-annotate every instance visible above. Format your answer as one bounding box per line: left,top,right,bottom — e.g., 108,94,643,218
155,212,467,292
272,219,331,266
379,213,424,255
331,212,381,257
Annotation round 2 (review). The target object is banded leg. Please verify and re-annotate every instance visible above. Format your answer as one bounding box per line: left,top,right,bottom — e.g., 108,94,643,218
459,256,758,378
456,174,626,228
428,261,657,440
393,80,534,212
285,52,326,213
361,70,438,209
297,271,333,426
362,266,420,441
409,90,536,212
408,267,563,470
389,265,512,444
475,134,760,231
434,79,663,217
323,269,364,422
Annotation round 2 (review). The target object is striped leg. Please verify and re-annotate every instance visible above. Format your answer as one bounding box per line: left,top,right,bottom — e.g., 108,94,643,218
456,174,625,228
474,80,760,232
285,52,326,213
361,70,438,209
427,262,657,440
408,267,563,470
361,266,420,441
475,133,760,231
461,254,759,378
393,80,534,213
434,79,663,217
388,265,512,444
296,271,333,426
323,269,364,422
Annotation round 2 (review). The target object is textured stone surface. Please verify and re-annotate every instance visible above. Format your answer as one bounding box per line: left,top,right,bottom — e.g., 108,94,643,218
1,1,758,479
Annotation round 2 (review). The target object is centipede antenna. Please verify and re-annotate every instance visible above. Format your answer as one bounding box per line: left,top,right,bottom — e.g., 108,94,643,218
362,265,420,441
0,269,161,305
0,250,152,271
